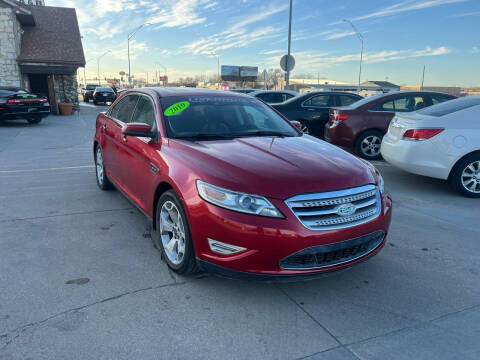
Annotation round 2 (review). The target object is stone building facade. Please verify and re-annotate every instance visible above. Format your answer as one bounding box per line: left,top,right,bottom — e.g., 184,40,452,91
0,0,85,113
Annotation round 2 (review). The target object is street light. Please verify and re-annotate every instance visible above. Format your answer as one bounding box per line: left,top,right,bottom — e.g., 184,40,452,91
97,51,110,85
343,19,364,93
128,23,151,87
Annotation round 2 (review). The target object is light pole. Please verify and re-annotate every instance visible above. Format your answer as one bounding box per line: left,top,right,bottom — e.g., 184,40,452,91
285,0,293,90
97,51,110,85
343,19,363,93
128,23,150,87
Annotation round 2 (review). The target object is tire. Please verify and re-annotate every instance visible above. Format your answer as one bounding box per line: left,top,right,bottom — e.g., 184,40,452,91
355,130,384,160
450,153,480,198
298,120,311,135
27,117,42,124
94,145,113,190
154,190,198,275
84,95,89,102
93,100,98,106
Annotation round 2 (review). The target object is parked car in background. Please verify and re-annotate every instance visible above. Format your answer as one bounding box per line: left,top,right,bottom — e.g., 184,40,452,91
229,89,256,94
271,91,363,138
249,90,298,104
92,87,116,105
325,91,456,159
93,88,392,278
381,95,480,197
0,86,50,124
83,84,100,102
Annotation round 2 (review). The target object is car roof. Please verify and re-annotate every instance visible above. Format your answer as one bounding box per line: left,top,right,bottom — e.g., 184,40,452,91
150,87,249,98
249,90,298,96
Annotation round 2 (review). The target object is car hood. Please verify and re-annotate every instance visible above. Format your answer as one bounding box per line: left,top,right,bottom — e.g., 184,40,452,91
169,135,375,199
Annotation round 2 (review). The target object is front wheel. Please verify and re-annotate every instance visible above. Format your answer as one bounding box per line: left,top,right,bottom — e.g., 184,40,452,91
450,154,480,198
355,130,384,160
154,190,198,274
94,146,112,190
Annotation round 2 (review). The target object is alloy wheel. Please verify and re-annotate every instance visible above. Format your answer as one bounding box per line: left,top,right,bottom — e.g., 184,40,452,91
461,160,480,194
300,124,310,135
160,201,186,265
361,135,382,157
96,147,104,185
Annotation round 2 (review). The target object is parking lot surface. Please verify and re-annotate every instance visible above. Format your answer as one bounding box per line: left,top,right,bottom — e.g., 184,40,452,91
1,106,479,360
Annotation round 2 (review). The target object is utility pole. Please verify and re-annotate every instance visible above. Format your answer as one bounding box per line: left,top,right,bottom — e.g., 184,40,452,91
343,19,363,93
285,0,293,90
421,65,426,90
127,23,150,87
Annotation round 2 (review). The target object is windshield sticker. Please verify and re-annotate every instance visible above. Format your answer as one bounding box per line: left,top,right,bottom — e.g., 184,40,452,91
164,101,190,116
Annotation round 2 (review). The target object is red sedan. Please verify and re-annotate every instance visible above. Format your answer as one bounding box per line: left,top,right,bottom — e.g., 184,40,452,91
93,88,392,279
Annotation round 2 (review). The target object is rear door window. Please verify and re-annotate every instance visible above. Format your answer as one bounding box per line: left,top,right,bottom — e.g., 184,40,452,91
303,94,332,107
338,95,359,106
371,100,394,111
431,94,454,105
417,96,480,117
109,94,138,123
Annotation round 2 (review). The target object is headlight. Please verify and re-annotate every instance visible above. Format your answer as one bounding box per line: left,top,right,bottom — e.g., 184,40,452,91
196,180,283,218
377,173,385,195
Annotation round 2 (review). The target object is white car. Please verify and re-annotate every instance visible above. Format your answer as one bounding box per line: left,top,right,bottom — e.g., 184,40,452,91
381,95,480,197
248,90,298,104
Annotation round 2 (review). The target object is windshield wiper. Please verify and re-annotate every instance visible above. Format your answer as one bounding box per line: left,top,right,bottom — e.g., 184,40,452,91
234,131,294,137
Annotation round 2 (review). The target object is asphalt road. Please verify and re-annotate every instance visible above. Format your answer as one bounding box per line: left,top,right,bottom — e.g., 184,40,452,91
1,104,479,360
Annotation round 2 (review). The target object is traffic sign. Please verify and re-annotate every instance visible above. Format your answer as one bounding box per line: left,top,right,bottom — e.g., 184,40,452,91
280,54,295,71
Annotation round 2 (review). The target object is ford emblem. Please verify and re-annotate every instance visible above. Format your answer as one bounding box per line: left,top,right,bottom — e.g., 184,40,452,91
337,203,357,217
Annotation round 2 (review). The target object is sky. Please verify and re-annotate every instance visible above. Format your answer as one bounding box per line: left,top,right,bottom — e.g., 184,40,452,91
47,0,480,86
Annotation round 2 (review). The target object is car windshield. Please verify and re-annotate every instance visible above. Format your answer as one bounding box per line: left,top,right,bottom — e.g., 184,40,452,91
417,96,480,117
161,96,299,139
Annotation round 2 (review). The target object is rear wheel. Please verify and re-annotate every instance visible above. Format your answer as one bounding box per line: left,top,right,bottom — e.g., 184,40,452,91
450,154,480,198
27,117,42,124
94,146,112,190
154,190,198,275
355,130,384,160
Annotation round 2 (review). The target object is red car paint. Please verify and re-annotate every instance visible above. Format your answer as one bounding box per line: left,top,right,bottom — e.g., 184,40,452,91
94,88,392,277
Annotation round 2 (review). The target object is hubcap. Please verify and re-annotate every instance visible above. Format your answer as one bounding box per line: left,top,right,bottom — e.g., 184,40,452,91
160,201,186,265
300,124,309,134
361,135,382,157
461,160,480,194
96,147,104,185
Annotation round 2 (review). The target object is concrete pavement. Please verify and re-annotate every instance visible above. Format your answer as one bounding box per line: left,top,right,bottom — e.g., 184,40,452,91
0,105,479,359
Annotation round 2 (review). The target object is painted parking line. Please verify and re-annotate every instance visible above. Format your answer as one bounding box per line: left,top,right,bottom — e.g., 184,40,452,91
0,165,94,173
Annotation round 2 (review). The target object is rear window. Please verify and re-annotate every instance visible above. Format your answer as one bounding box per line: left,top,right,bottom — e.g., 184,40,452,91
96,87,113,92
86,85,99,90
417,96,480,117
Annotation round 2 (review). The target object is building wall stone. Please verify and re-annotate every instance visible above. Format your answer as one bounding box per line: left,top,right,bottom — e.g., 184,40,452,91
0,8,21,87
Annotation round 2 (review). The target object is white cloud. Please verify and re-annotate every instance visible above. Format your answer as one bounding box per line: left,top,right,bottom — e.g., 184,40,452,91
323,30,356,40
449,11,480,17
264,46,452,70
147,0,216,28
349,0,466,22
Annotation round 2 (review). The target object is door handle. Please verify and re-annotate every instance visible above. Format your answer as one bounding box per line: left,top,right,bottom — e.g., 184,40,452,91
122,135,128,142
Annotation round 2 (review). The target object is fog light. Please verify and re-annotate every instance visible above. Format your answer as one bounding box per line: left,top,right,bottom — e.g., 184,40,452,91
207,238,246,255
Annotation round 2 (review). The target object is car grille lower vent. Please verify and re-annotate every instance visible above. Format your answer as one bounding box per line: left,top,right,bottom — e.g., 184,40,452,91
285,184,381,230
279,230,385,270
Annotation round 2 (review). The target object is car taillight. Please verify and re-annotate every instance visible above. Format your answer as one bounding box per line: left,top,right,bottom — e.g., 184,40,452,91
403,128,444,140
40,98,48,103
7,99,19,104
332,112,350,121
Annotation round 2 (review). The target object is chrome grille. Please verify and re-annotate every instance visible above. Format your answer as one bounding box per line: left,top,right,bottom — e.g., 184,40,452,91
285,184,381,230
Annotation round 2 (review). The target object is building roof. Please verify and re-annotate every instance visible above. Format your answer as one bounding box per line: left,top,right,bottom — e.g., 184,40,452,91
18,5,85,67
360,81,400,88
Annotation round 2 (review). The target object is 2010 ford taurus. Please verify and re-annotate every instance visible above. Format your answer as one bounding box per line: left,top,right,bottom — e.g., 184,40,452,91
93,88,392,279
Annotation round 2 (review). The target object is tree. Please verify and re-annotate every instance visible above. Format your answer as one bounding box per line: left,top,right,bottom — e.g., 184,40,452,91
264,68,283,90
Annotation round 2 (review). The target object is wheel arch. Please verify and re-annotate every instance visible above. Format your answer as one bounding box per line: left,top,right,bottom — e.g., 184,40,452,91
448,149,480,181
152,181,174,230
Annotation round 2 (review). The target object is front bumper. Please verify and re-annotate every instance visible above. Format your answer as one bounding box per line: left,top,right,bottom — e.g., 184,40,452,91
188,192,392,277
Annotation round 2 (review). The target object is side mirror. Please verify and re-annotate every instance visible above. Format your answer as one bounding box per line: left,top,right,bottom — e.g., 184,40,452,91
122,123,156,138
290,120,302,131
